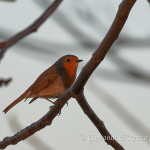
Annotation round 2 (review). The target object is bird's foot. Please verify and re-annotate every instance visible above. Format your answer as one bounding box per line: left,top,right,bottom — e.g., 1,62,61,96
49,105,61,116
44,98,55,104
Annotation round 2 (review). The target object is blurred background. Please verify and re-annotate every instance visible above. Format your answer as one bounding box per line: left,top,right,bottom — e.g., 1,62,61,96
0,0,150,149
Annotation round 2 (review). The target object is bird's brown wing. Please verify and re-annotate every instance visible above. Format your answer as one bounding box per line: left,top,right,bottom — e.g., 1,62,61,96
3,66,58,113
29,66,58,96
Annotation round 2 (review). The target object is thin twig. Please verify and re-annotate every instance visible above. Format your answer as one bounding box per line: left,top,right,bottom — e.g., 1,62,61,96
72,0,136,93
0,0,136,149
0,0,63,60
74,90,124,150
0,78,12,87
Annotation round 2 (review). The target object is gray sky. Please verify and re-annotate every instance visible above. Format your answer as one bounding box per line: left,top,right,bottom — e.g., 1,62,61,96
0,0,150,150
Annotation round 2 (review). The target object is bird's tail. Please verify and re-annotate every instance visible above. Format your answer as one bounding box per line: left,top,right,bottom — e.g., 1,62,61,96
3,90,31,114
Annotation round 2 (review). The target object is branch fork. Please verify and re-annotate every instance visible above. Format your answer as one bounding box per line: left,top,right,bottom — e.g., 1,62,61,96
0,0,137,149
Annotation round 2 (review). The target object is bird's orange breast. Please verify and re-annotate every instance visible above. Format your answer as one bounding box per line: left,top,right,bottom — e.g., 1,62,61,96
63,62,78,78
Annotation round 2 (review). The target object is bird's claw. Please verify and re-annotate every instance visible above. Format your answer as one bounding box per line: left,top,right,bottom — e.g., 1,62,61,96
49,105,61,116
57,110,61,116
66,102,68,107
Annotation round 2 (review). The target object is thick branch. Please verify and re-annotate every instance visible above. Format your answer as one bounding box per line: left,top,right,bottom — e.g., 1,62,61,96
74,91,124,150
0,90,71,149
72,0,136,94
0,0,63,60
0,0,136,149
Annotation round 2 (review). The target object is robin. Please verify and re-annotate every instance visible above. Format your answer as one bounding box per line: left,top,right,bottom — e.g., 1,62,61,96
3,55,83,113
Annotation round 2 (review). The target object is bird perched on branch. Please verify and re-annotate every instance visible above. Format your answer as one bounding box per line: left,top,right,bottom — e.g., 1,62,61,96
3,55,83,113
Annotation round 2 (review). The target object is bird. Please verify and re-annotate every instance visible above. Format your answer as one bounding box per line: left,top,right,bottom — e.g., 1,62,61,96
3,55,83,114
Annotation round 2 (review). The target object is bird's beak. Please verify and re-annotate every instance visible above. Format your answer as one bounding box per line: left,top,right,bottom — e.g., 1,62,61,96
78,59,83,63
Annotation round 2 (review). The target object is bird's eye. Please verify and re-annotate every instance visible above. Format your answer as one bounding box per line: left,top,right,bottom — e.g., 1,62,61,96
66,59,70,62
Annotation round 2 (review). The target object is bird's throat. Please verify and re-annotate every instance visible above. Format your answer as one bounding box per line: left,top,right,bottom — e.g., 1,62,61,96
63,63,77,78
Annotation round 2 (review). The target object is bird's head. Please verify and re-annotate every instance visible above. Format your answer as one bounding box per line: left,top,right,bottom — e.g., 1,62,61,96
55,55,83,78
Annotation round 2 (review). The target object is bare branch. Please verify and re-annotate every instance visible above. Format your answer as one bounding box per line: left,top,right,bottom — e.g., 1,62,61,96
0,90,71,149
0,78,12,87
0,0,63,60
7,114,53,150
72,0,136,93
75,91,124,150
0,0,136,149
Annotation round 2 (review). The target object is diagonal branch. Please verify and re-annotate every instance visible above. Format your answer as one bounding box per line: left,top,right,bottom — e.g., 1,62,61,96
0,90,72,149
7,114,53,150
72,0,136,93
0,0,63,60
0,0,136,149
74,90,124,150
